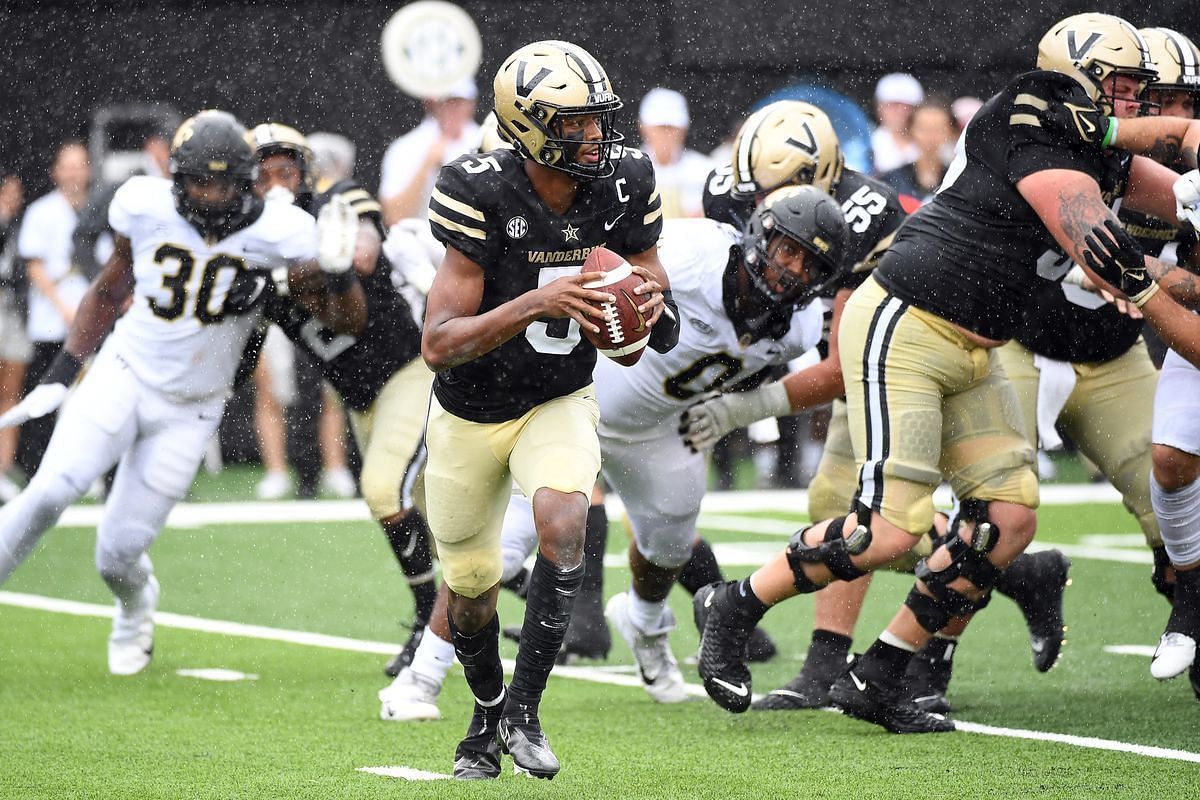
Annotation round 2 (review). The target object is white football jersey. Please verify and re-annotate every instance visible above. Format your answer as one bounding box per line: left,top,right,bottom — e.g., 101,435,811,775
106,176,317,401
596,218,823,441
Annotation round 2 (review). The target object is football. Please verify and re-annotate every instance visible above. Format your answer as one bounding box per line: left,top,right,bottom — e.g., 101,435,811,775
581,247,652,367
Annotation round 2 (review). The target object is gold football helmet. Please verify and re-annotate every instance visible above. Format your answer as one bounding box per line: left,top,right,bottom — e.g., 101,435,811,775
493,40,623,179
249,122,315,200
1036,13,1157,114
477,111,514,153
729,101,843,200
1140,28,1200,112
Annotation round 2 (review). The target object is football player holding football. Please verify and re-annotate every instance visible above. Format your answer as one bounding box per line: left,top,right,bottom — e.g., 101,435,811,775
693,12,1200,733
0,110,365,675
247,123,439,679
420,40,676,779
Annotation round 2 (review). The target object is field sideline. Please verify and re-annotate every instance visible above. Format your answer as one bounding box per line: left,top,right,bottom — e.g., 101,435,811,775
1,486,1197,798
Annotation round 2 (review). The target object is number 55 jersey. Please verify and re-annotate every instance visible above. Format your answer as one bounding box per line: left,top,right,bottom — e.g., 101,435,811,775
106,175,317,402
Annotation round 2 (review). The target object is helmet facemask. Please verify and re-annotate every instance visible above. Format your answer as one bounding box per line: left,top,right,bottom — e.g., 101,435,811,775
515,95,624,180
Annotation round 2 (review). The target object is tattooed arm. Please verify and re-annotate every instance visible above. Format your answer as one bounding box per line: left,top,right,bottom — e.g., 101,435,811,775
1107,116,1200,170
1015,168,1200,306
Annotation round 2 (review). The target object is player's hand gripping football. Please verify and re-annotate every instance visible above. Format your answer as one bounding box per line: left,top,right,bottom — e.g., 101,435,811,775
628,264,665,325
1082,219,1159,307
530,271,615,335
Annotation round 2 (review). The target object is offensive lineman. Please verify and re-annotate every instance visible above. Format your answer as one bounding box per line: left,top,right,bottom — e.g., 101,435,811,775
420,41,676,779
0,110,365,674
693,13,1198,733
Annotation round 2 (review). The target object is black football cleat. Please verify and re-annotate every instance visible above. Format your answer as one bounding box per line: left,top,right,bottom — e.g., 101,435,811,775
694,582,755,713
559,592,611,663
384,617,427,678
1010,550,1072,672
746,627,778,663
830,666,954,734
902,639,955,714
751,671,834,711
453,698,503,780
497,713,560,779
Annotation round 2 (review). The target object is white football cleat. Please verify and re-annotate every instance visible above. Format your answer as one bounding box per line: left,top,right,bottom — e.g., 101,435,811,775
108,576,159,676
605,592,687,704
255,470,292,500
379,668,442,721
1151,632,1197,680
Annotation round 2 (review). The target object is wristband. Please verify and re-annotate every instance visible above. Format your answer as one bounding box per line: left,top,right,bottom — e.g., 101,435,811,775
1100,116,1119,149
1130,282,1160,308
43,351,83,386
324,269,356,295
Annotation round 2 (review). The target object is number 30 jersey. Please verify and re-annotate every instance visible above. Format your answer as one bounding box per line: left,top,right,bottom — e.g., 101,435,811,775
107,175,317,401
429,147,662,423
595,219,823,442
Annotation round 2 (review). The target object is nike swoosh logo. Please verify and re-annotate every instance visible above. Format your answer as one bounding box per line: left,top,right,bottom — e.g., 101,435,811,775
710,678,749,697
603,212,625,231
1031,639,1045,653
850,671,868,692
704,591,715,608
620,289,647,332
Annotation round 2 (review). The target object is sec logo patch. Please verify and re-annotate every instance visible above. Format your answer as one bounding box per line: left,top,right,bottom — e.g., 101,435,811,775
506,216,528,239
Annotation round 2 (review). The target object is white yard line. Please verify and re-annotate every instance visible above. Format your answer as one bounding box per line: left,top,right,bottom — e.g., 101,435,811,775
2,590,1196,766
53,483,1122,530
1105,645,1157,658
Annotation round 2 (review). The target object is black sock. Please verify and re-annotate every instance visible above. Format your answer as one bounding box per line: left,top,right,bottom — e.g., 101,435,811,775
507,552,584,715
801,629,852,676
410,578,436,623
731,577,770,622
679,538,724,595
580,504,608,600
1166,568,1200,636
383,511,435,585
448,613,505,705
856,639,914,687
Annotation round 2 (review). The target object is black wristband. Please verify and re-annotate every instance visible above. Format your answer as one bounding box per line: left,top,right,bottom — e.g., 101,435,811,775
43,351,83,386
648,289,680,354
324,269,356,295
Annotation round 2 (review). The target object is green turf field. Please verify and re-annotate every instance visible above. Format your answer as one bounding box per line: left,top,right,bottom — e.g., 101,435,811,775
1,477,1197,799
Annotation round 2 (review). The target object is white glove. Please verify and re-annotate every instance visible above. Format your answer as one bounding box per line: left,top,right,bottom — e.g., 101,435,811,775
1174,169,1200,231
383,226,438,295
0,383,70,429
678,382,792,453
317,195,358,274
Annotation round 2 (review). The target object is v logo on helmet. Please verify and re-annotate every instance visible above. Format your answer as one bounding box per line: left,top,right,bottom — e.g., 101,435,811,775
514,61,552,98
785,122,817,156
1066,30,1103,62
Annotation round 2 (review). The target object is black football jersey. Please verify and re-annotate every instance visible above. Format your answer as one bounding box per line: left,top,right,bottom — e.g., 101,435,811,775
874,71,1126,342
703,164,907,294
263,180,422,412
428,146,662,423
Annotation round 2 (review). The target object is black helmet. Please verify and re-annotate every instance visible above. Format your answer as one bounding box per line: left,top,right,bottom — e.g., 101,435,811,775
169,110,260,237
743,185,846,308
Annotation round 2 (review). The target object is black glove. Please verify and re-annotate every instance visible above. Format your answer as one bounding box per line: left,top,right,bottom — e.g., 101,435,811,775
648,289,680,354
1082,219,1158,306
1038,82,1113,148
225,269,271,314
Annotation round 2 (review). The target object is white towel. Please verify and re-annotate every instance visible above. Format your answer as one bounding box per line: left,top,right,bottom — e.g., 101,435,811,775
1032,354,1076,451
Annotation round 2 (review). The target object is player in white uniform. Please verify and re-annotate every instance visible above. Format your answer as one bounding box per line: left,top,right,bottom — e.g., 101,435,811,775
595,189,845,702
0,110,365,675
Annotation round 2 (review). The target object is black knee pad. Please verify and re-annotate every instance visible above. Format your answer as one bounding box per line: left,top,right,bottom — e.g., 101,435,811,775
786,509,873,589
905,587,952,633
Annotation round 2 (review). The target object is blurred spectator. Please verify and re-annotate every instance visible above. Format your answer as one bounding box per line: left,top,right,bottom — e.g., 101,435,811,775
15,141,90,475
637,87,712,218
0,173,28,502
379,79,480,224
951,96,984,138
307,132,357,190
253,327,295,500
870,72,924,174
879,101,955,207
73,126,171,281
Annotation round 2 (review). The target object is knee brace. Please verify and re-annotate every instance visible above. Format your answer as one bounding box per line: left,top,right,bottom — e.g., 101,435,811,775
909,500,1002,631
786,506,873,593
